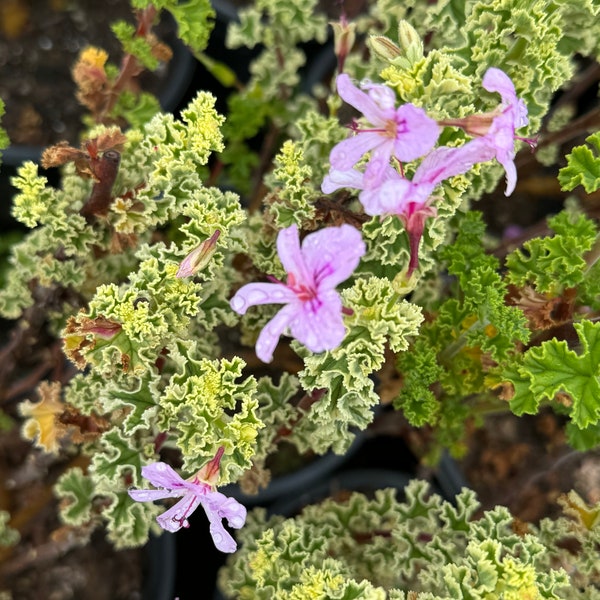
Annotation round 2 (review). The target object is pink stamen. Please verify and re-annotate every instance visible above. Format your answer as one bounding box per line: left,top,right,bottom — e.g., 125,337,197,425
515,135,538,151
173,495,199,529
350,121,387,135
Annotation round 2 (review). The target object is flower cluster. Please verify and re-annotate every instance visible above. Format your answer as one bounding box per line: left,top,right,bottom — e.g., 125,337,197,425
322,67,532,274
128,447,246,553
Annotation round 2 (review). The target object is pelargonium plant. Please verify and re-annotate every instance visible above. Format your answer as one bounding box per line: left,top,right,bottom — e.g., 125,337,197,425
1,0,600,597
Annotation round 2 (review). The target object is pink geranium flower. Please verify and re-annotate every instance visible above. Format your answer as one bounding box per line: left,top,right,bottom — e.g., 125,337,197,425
480,67,531,195
329,74,439,185
322,143,486,275
439,67,532,195
230,224,365,363
128,448,246,553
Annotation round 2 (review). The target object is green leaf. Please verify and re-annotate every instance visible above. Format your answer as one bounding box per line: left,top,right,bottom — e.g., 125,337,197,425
101,372,161,435
133,0,215,52
111,21,159,70
160,354,261,480
55,467,96,526
264,140,316,228
111,91,161,130
91,428,149,491
558,131,600,193
103,491,158,549
504,359,539,416
0,511,19,547
521,321,600,429
506,209,598,293
395,342,442,426
565,420,600,451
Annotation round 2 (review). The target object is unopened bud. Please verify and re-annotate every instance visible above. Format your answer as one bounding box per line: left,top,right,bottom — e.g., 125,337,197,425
397,21,423,64
369,35,402,60
331,14,356,72
176,230,221,278
437,113,496,137
391,268,419,295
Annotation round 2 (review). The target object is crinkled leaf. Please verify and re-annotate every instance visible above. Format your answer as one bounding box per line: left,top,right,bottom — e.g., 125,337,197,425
55,467,96,526
558,131,600,193
507,321,600,429
506,210,598,293
103,491,159,549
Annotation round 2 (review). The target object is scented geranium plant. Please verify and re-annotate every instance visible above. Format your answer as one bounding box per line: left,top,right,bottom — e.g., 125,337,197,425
1,0,600,597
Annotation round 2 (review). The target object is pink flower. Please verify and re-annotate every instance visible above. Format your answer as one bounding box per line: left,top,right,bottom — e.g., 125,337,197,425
480,67,530,195
360,144,486,216
438,67,532,195
128,448,246,553
322,143,486,275
230,224,365,363
329,74,439,185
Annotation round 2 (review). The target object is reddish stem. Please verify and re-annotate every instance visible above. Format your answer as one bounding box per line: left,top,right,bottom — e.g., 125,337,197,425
79,150,121,221
100,5,158,121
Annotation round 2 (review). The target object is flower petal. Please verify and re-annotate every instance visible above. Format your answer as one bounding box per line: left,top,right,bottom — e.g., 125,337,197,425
482,67,528,130
414,142,493,187
484,114,519,195
204,491,247,530
201,491,247,553
255,303,298,362
128,488,181,502
141,462,187,491
497,150,517,196
359,176,412,216
362,148,392,189
300,225,365,290
156,493,202,533
482,67,518,106
392,104,440,162
288,289,345,353
329,132,383,171
208,520,238,553
362,80,397,113
220,497,247,530
336,73,390,125
230,282,296,315
276,225,312,285
321,168,365,194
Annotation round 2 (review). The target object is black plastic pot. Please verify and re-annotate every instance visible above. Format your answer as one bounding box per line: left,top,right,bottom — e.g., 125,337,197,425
268,468,412,518
212,0,240,23
220,428,367,506
269,452,468,519
142,532,177,600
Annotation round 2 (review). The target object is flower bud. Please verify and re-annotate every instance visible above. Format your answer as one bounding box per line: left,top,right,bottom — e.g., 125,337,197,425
369,35,402,60
331,14,356,72
437,113,497,137
397,20,423,64
176,230,221,278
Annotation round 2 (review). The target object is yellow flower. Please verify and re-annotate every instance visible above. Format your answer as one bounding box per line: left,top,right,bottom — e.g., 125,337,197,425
80,46,108,68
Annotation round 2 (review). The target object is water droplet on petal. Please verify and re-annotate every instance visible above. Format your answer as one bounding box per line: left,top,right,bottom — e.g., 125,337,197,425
230,296,245,312
230,515,244,528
